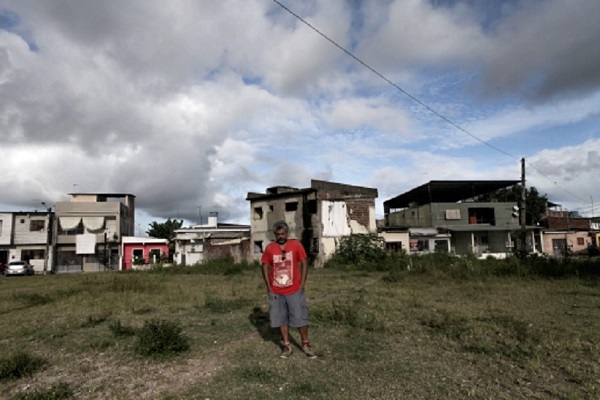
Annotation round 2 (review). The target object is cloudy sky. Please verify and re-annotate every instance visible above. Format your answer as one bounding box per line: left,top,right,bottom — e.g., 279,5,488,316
1,0,599,233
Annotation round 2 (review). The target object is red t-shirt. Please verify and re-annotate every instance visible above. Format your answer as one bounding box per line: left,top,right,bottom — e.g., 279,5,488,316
261,239,307,295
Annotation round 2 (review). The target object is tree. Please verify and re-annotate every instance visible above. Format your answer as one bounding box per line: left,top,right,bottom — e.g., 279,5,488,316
480,184,548,224
146,218,183,240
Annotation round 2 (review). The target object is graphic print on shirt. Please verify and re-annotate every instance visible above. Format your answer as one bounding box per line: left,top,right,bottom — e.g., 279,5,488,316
272,252,293,288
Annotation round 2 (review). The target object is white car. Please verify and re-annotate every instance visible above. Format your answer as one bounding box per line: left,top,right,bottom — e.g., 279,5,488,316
4,260,35,276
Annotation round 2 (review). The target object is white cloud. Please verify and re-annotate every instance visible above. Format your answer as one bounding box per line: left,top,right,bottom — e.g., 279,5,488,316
0,0,599,226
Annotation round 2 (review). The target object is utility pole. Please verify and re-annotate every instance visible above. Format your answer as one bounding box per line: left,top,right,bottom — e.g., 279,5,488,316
520,158,527,252
41,202,53,275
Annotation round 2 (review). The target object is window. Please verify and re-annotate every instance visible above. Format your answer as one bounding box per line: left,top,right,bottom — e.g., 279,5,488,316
58,221,84,235
149,249,161,263
269,205,274,211
285,202,298,212
445,209,461,220
132,249,144,265
30,220,46,232
254,241,263,254
22,249,45,260
386,242,402,251
0,220,3,235
410,240,429,252
434,240,448,252
577,237,584,246
253,207,264,220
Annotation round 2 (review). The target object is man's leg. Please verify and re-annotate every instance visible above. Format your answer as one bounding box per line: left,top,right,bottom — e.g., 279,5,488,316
298,325,316,358
298,325,309,343
280,324,290,343
279,324,292,358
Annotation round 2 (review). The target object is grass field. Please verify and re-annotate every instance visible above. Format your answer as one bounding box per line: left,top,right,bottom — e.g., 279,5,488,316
1,263,599,399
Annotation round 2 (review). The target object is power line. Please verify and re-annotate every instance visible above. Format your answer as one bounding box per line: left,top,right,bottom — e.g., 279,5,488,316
272,0,516,159
272,0,594,210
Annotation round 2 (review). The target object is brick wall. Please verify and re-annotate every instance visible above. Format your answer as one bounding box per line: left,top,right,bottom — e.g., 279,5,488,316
544,216,590,230
345,198,374,229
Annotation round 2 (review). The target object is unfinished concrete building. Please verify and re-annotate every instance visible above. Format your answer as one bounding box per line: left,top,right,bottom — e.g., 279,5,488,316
246,179,378,267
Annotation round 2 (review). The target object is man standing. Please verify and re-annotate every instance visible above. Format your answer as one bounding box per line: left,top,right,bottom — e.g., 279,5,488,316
261,220,316,358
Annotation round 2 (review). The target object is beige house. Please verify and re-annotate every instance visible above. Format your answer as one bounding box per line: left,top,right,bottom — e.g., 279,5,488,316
247,179,378,267
54,193,135,273
540,209,597,257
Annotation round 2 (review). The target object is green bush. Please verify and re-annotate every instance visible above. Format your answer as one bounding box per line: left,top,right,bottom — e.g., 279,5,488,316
0,352,47,381
325,234,389,271
135,319,189,358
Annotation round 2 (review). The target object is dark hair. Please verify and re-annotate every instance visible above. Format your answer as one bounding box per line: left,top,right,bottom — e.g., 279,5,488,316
272,220,289,233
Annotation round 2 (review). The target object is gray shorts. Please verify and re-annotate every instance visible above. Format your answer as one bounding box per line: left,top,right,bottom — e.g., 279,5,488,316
268,290,309,328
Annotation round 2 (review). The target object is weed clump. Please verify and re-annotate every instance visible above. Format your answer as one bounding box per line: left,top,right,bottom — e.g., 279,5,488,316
19,293,53,307
135,319,189,358
13,382,74,400
313,293,385,332
0,352,47,381
108,319,137,337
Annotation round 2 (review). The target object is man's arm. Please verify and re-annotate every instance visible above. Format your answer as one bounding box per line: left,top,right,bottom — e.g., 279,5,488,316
261,263,271,293
299,258,308,290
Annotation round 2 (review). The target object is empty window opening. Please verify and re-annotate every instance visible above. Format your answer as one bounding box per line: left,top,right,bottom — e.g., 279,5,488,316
307,200,317,214
468,208,495,225
285,202,298,212
253,207,264,220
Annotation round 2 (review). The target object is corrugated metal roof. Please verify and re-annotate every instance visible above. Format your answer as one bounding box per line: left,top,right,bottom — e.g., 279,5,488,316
384,180,519,212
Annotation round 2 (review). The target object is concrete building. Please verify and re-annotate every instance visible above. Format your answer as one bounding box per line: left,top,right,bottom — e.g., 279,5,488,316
54,193,135,273
384,180,543,258
173,212,251,265
0,210,53,273
247,179,378,267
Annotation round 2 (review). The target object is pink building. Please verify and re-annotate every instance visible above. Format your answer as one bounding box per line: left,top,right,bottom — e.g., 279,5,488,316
121,237,169,270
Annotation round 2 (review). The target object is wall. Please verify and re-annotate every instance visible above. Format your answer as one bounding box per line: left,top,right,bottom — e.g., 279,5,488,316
122,242,169,270
250,192,318,262
544,216,590,230
378,231,410,251
387,202,518,228
387,204,432,227
0,213,13,245
542,231,591,257
12,213,48,245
